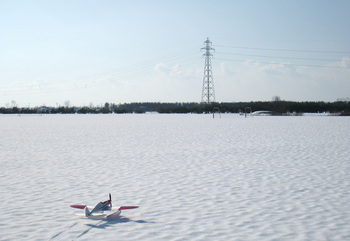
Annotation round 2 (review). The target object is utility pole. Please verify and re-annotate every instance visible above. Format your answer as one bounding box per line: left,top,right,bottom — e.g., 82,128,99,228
201,37,215,104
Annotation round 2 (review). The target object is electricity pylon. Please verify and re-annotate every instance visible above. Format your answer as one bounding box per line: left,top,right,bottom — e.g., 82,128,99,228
201,37,215,104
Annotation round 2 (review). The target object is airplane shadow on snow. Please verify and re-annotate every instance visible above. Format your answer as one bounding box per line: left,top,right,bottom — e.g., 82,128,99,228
77,215,153,238
51,215,152,239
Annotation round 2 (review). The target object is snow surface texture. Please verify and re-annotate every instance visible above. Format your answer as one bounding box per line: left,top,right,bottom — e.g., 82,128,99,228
1,114,349,240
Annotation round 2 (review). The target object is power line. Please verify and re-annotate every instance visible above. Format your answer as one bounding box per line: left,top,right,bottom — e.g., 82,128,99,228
215,45,350,54
0,48,202,96
215,51,350,62
215,57,350,69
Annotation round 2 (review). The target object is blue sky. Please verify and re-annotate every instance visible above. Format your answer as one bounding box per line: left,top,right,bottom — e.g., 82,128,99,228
1,0,349,107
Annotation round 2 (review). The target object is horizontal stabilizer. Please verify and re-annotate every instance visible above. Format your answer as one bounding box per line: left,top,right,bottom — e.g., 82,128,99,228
70,205,86,209
118,206,139,210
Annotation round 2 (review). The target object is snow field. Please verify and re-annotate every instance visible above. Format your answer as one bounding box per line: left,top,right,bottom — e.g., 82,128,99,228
0,114,349,240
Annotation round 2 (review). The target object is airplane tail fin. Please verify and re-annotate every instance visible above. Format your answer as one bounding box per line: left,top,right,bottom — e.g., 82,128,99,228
109,193,112,206
84,207,91,217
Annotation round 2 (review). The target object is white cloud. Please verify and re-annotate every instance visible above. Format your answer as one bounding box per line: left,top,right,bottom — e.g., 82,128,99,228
2,56,349,106
215,58,350,102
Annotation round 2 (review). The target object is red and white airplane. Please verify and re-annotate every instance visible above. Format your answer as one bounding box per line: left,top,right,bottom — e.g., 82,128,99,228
70,193,138,218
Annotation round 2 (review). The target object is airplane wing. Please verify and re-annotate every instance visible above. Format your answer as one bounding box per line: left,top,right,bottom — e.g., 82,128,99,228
70,205,86,209
71,205,138,211
107,210,121,217
119,206,139,210
106,206,138,217
110,206,139,211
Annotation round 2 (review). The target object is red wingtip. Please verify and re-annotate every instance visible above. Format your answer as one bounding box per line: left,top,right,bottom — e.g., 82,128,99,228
70,205,86,209
118,206,139,210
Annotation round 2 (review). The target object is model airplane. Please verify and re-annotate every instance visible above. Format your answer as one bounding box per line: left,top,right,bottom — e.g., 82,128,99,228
70,193,138,218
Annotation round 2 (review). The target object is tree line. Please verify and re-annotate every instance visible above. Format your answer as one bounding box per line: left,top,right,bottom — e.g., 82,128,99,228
1,101,349,115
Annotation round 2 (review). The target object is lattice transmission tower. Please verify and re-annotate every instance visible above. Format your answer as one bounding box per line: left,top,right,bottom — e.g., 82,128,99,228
201,37,215,104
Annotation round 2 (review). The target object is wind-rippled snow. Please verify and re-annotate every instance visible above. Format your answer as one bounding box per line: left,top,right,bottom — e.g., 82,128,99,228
1,114,349,240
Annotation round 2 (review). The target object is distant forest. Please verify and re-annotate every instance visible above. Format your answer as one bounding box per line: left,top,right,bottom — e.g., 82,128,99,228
1,101,350,115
